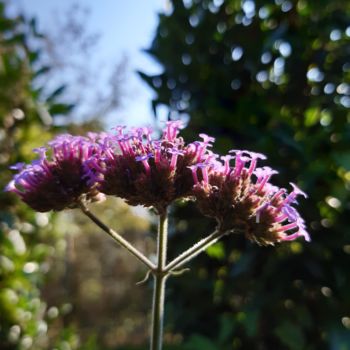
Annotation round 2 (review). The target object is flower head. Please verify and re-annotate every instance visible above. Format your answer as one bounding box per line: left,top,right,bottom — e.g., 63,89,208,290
5,134,103,212
192,150,309,245
86,121,209,213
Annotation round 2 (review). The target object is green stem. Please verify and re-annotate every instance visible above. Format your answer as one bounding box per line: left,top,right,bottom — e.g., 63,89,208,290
150,209,168,350
165,229,225,272
150,274,167,350
79,201,155,270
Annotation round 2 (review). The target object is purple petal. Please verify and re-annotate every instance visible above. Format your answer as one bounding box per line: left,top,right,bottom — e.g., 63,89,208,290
290,182,308,198
10,162,26,171
199,133,215,143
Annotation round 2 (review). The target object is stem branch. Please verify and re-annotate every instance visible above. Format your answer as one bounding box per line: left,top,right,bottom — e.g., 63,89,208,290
165,229,226,272
79,201,155,270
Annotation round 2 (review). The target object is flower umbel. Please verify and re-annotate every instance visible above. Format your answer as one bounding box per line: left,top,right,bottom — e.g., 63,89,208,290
5,134,103,212
6,123,309,244
85,122,212,213
191,150,309,245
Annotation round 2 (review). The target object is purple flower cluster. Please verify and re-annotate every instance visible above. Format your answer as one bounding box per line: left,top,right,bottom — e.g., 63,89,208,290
191,150,310,245
84,122,208,213
5,122,309,244
5,134,103,212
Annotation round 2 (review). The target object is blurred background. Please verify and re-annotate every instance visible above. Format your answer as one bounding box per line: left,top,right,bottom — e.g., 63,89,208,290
1,0,349,349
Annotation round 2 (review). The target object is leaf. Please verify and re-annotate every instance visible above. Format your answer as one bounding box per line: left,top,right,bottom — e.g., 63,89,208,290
206,242,225,260
274,321,305,350
184,334,217,350
28,50,41,63
8,33,26,44
241,309,259,337
34,66,51,78
333,152,350,171
304,107,320,127
49,103,74,116
137,70,155,89
47,85,67,101
218,314,236,343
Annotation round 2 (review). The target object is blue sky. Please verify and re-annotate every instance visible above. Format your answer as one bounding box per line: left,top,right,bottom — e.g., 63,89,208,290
12,0,165,127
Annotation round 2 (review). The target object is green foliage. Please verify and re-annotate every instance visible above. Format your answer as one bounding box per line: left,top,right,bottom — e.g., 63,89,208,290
0,2,79,349
205,242,225,260
0,3,149,349
183,334,217,350
141,0,350,348
274,321,305,350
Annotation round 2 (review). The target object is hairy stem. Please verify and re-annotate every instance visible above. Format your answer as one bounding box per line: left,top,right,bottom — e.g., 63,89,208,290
79,201,155,270
150,274,167,350
150,209,168,350
165,229,225,272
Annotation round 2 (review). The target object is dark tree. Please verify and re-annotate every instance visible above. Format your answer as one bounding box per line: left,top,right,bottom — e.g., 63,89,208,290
141,1,350,349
